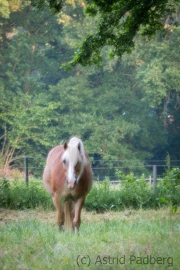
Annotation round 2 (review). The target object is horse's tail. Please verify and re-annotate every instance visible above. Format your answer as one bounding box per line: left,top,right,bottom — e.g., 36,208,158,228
64,201,73,232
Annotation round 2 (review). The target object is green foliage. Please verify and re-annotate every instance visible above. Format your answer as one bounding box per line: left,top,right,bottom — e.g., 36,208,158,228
134,26,180,108
156,167,180,211
165,167,180,190
85,178,121,211
31,0,64,13
0,0,28,18
86,169,180,211
0,5,72,166
0,1,180,172
66,0,180,67
1,168,180,211
164,157,180,188
31,0,180,67
115,172,155,209
0,179,53,209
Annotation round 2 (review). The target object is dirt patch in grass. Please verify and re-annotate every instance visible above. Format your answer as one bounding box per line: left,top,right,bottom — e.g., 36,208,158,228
0,207,179,226
0,208,56,225
0,208,121,225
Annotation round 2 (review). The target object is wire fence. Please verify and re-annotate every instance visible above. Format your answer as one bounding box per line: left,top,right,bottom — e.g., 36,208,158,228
1,156,180,186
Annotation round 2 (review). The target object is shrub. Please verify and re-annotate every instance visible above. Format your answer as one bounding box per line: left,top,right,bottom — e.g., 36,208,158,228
85,175,155,211
0,179,53,209
0,168,180,211
85,178,121,211
156,168,180,208
116,171,155,208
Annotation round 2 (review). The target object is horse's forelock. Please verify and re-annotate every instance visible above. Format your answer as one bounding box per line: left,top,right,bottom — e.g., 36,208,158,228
62,137,87,165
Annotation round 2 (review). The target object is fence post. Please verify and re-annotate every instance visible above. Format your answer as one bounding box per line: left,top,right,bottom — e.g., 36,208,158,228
153,165,157,196
148,175,152,185
24,156,29,187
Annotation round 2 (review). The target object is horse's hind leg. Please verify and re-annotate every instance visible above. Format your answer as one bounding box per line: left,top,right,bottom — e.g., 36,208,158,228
73,197,85,233
53,192,64,231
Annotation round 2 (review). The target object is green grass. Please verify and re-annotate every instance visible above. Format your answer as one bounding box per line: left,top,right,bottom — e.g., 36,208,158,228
0,208,180,269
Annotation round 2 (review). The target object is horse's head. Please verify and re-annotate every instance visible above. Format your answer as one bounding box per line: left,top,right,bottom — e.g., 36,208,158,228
62,137,86,189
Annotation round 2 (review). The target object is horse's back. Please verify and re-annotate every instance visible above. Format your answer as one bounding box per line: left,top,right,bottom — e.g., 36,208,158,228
43,145,65,195
46,145,64,165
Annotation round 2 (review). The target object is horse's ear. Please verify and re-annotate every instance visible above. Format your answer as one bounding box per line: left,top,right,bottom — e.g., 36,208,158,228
64,142,68,150
78,142,81,152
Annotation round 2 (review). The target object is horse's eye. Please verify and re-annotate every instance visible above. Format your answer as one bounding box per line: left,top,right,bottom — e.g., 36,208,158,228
62,159,66,164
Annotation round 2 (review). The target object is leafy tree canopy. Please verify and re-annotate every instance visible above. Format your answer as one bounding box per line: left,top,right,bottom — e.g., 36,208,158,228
0,0,29,18
32,0,180,67
0,1,180,174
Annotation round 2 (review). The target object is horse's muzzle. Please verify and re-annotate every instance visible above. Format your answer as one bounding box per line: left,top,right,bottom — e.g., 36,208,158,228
66,179,77,189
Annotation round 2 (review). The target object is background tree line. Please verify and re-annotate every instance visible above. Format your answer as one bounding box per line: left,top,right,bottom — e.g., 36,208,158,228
0,0,180,173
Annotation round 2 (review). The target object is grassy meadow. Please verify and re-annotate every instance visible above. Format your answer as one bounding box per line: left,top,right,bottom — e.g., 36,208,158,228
0,207,180,270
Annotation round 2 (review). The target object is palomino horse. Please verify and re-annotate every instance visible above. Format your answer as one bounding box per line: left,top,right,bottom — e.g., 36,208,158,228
43,137,93,233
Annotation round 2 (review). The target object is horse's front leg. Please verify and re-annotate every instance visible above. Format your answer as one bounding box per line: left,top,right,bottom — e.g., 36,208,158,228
73,197,85,233
53,192,64,231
